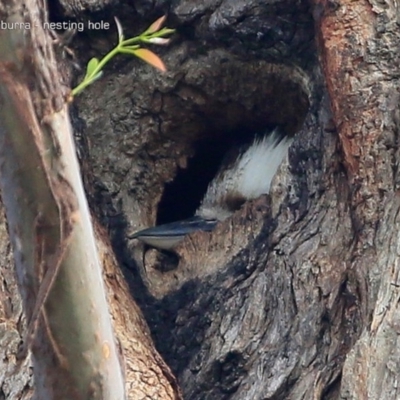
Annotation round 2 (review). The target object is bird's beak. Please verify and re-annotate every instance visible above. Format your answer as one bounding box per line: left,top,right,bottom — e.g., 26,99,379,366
128,216,217,250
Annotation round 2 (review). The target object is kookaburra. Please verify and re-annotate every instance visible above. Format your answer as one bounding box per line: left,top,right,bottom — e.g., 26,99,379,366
129,130,292,250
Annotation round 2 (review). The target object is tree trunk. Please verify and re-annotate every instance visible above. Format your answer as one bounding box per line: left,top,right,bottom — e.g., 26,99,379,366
0,0,124,396
0,1,180,399
1,0,399,399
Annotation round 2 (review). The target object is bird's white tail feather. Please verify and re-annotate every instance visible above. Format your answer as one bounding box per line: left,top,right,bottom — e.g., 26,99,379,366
236,131,292,198
197,130,292,221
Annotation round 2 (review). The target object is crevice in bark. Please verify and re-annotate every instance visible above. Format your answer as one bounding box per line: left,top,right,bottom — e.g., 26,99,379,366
153,72,309,225
156,124,288,225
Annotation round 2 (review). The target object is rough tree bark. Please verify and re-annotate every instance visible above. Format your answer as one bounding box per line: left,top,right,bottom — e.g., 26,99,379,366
0,0,399,399
0,1,180,399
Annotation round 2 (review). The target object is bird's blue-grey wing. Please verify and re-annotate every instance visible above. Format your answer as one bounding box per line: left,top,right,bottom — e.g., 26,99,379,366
129,216,217,250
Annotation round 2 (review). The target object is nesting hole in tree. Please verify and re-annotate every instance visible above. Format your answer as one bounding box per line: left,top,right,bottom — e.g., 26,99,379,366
155,62,310,225
156,127,273,224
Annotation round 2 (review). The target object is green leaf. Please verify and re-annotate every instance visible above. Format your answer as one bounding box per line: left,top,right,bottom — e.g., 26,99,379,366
121,44,140,51
90,71,103,83
84,58,99,79
156,27,175,37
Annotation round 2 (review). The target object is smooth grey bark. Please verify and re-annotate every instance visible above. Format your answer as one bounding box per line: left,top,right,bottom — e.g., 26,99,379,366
0,1,124,399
